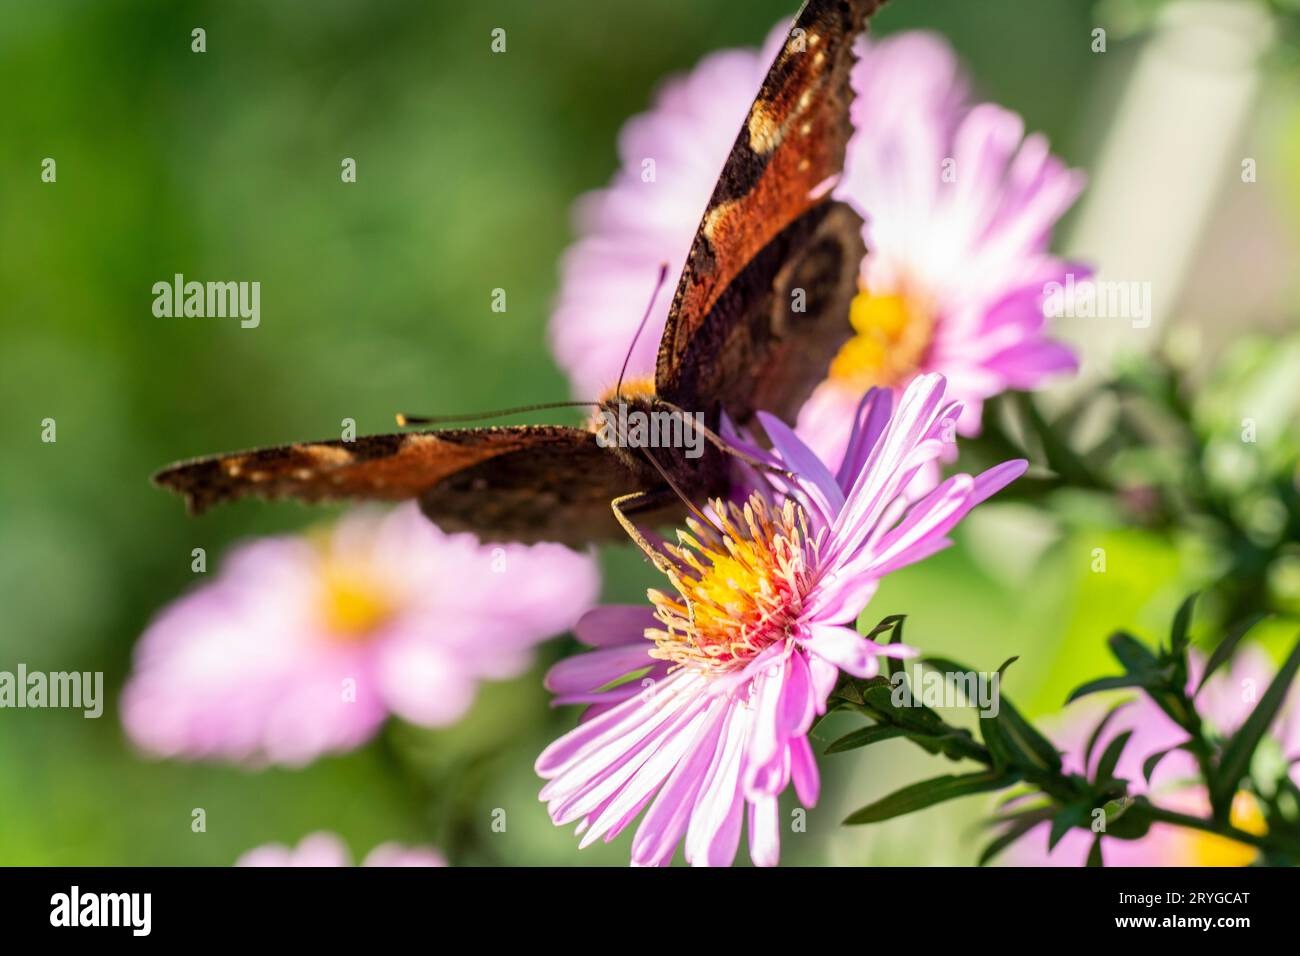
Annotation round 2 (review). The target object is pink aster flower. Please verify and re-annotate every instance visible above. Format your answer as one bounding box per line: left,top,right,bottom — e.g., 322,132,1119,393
123,504,598,767
536,374,1026,865
548,26,1083,467
1007,646,1300,867
235,831,446,867
798,33,1085,463
549,24,787,401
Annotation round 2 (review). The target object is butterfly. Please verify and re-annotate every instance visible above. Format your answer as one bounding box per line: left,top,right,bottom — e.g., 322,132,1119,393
154,0,885,546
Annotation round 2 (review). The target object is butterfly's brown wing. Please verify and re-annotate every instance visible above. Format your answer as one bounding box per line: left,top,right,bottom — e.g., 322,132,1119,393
656,0,879,424
153,0,881,545
415,430,679,544
153,426,672,545
660,199,865,426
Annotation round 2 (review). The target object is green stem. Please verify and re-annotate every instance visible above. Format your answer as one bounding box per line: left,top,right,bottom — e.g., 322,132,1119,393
1141,804,1300,856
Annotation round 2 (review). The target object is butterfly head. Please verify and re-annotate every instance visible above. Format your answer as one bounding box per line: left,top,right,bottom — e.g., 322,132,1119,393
590,377,723,487
589,376,660,457
592,375,655,418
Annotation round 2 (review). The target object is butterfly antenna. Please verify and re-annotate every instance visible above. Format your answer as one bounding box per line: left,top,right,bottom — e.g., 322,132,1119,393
636,444,721,534
616,262,670,401
396,400,598,427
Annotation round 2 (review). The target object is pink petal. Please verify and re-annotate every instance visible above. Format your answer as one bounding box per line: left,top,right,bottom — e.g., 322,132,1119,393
544,643,656,694
578,701,719,847
685,705,750,867
631,707,730,866
808,655,840,714
790,735,821,806
757,411,845,516
574,605,658,647
802,623,881,678
779,650,816,737
535,671,701,777
747,795,781,867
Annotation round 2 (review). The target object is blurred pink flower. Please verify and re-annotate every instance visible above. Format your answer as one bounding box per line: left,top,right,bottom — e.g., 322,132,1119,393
536,374,1026,865
1008,646,1300,866
235,831,446,867
549,25,786,402
547,25,1083,468
122,504,599,767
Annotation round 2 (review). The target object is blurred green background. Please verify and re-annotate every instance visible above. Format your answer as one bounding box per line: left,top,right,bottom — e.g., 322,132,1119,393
1,0,1297,865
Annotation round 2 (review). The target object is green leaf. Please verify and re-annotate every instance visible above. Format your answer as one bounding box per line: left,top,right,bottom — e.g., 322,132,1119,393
1169,592,1199,657
1086,835,1104,867
848,682,985,764
1096,797,1143,842
830,674,889,708
1015,391,1099,487
859,684,946,734
1094,729,1133,784
920,656,1011,715
979,709,1017,770
995,788,1041,812
1066,674,1153,705
1141,742,1190,784
829,682,860,707
1196,612,1270,696
862,614,906,643
1084,701,1132,773
919,656,978,681
976,811,1049,866
1108,630,1161,676
1105,797,1154,840
824,724,908,755
992,698,1063,774
884,616,908,680
1212,634,1300,813
914,658,1042,769
843,769,1020,825
1049,802,1089,850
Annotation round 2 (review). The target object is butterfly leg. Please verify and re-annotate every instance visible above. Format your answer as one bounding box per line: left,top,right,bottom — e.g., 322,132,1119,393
610,490,678,575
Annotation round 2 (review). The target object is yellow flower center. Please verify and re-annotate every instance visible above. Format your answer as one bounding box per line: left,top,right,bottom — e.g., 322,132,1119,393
318,560,394,641
646,494,816,676
1186,792,1267,867
829,289,934,389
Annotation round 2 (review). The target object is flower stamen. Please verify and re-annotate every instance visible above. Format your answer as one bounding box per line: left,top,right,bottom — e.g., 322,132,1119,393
647,494,816,675
830,287,935,389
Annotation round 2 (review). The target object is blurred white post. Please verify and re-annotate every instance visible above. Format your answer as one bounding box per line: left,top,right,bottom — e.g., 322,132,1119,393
1053,0,1275,397
963,0,1278,591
